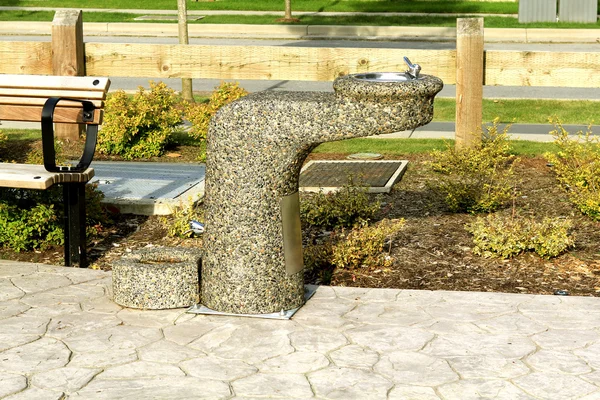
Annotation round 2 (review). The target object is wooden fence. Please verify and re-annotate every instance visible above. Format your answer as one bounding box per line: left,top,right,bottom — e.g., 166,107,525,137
4,39,600,88
1,11,599,142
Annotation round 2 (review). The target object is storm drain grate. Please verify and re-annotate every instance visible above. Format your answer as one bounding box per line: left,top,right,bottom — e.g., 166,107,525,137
299,160,408,193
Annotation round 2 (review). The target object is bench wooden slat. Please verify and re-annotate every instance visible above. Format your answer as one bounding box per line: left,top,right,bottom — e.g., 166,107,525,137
0,88,107,100
0,105,104,124
0,164,95,190
0,96,104,108
0,75,110,92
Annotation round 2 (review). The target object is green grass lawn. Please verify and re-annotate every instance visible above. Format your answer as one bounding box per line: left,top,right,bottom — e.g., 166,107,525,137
3,10,600,28
300,138,560,156
5,0,520,14
2,129,560,157
5,0,600,27
434,98,600,125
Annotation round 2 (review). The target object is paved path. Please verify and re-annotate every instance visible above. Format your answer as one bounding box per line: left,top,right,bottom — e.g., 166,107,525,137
2,260,600,399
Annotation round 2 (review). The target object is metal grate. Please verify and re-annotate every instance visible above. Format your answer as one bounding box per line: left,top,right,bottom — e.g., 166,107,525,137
299,160,408,193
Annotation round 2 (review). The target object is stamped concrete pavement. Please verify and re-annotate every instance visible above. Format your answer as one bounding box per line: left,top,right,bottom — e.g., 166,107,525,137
1,259,600,399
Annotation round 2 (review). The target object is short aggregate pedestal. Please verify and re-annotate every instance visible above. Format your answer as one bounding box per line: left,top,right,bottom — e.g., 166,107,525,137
112,247,201,309
202,72,443,315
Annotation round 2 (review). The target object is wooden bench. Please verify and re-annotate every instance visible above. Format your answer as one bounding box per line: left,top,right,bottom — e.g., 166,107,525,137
0,74,111,268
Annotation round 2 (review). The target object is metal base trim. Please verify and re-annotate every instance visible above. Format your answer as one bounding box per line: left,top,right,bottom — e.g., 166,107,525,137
187,285,317,320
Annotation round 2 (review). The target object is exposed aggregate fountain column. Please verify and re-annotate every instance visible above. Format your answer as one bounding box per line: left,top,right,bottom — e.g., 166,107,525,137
201,70,443,314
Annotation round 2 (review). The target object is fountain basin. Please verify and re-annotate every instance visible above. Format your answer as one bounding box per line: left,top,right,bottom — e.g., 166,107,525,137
112,247,201,310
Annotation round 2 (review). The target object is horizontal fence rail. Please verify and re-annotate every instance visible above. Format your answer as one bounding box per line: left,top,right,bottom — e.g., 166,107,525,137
1,41,599,88
84,44,457,82
0,41,52,75
484,50,600,87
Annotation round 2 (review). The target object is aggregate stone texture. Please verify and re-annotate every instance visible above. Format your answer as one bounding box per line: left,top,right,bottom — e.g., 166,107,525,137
3,261,600,399
202,74,443,314
111,247,201,309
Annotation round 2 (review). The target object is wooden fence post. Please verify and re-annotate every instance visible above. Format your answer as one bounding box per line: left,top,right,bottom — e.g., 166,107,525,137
455,18,484,149
52,10,85,140
178,0,194,103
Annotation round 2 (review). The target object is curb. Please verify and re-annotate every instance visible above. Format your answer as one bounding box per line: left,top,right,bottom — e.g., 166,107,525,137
1,22,600,43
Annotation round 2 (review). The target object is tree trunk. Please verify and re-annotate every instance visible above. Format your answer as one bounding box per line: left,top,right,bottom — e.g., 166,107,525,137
177,0,194,103
284,0,292,20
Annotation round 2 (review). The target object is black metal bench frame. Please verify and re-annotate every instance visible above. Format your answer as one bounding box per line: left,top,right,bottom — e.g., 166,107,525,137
39,97,99,268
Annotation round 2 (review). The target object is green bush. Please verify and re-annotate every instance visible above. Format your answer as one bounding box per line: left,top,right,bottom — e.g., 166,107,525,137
545,120,600,221
303,241,335,284
160,197,203,238
330,218,405,270
187,82,248,141
466,213,574,259
84,183,111,237
0,184,109,252
0,131,7,161
186,82,248,161
0,202,62,252
429,119,519,213
98,81,184,159
25,140,65,166
303,218,405,283
300,181,381,230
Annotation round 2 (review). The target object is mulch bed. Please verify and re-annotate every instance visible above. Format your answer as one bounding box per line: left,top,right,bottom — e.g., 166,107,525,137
1,140,599,297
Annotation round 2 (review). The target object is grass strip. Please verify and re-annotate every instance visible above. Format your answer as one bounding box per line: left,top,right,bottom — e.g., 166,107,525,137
434,99,600,125
2,129,43,140
7,1,520,14
3,11,600,29
2,130,560,156
312,138,559,156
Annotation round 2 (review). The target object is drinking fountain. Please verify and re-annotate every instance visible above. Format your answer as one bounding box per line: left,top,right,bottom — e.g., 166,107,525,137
197,58,443,315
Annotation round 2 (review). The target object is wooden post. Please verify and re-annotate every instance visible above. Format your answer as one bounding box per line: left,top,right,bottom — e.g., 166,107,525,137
455,18,484,149
52,10,85,140
178,0,194,103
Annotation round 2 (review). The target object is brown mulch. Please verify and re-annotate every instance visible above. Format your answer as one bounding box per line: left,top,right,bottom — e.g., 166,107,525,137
327,155,600,297
1,140,599,297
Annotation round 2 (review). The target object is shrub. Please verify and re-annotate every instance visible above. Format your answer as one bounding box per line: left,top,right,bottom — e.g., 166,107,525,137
303,218,405,283
466,213,574,259
25,139,65,166
330,218,405,270
85,183,111,236
300,180,381,230
429,119,519,213
186,82,248,161
160,197,203,238
545,120,600,221
98,81,183,159
0,131,7,161
303,241,334,284
0,184,109,252
0,202,62,251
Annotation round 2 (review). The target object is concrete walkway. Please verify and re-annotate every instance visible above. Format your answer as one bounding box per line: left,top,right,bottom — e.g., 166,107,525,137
2,260,600,399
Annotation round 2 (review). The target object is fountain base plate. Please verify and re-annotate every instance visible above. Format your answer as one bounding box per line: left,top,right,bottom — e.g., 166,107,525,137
187,285,317,320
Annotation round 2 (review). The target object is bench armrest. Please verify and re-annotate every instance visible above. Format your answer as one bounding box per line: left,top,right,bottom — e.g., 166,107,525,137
41,97,98,173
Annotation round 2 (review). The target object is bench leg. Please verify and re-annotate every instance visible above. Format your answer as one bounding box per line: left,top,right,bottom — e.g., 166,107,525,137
63,182,87,268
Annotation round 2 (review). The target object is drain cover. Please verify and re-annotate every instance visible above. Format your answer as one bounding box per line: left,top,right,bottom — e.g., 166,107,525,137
299,160,408,193
347,152,384,160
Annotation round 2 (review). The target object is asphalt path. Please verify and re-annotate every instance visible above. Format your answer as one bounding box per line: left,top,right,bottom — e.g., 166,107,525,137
3,35,600,100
